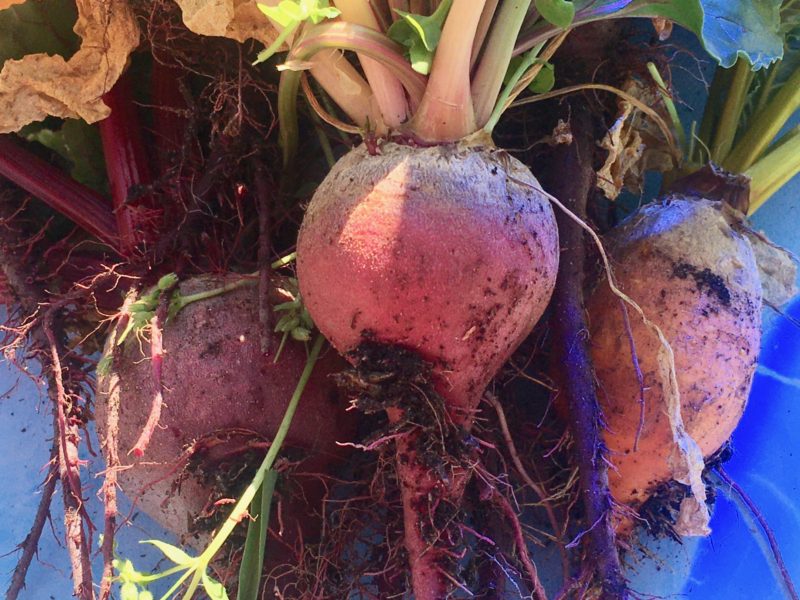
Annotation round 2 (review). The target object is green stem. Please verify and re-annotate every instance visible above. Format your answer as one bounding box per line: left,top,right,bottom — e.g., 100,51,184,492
752,62,780,119
472,0,533,128
408,0,486,141
483,42,544,134
271,252,297,269
132,564,187,585
725,66,800,173
189,334,326,576
310,107,338,168
159,568,194,600
236,469,278,600
709,58,752,164
171,278,257,315
647,62,687,155
695,65,731,163
744,125,800,214
255,22,299,65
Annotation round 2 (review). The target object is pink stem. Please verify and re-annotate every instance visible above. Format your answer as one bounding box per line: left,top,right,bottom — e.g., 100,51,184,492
130,293,169,457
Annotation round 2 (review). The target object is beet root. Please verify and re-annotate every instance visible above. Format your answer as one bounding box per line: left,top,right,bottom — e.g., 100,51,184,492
297,141,559,420
297,141,559,597
96,275,356,554
587,198,762,527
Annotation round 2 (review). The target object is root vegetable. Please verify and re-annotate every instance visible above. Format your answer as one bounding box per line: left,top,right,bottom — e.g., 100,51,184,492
96,275,356,550
297,140,559,596
587,198,762,518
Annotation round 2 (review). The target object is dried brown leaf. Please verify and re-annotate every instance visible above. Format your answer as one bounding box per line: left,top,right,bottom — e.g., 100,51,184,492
174,0,280,47
0,0,138,133
745,229,799,307
596,78,676,200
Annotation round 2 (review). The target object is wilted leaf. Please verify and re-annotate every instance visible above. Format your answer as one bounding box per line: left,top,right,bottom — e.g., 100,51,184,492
0,0,139,133
174,0,281,48
744,229,798,307
596,78,676,200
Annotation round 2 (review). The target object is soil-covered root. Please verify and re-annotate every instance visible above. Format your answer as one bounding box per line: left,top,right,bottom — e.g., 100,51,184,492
587,198,762,524
95,274,357,550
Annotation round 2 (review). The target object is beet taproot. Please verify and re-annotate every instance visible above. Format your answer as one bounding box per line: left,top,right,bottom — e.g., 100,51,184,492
587,198,762,518
96,275,356,548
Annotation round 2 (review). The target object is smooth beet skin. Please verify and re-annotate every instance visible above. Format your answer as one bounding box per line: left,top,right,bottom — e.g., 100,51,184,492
297,142,559,423
588,199,762,517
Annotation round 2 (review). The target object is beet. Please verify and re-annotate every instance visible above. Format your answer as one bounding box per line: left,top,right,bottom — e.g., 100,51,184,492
96,275,356,548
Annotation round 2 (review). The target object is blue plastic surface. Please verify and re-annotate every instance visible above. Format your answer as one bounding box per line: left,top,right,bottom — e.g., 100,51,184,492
681,295,800,600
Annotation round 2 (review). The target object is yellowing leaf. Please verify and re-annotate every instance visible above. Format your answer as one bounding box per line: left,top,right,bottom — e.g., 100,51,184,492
174,0,281,48
0,0,26,9
0,0,138,133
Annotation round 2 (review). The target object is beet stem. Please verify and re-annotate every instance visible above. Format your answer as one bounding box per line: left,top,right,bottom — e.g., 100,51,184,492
98,72,157,254
0,136,120,252
545,106,628,599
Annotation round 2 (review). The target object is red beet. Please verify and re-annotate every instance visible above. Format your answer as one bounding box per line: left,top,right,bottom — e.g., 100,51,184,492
95,275,356,551
297,141,559,597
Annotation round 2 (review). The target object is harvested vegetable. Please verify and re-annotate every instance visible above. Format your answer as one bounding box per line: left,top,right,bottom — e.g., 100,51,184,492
96,275,356,547
588,197,762,533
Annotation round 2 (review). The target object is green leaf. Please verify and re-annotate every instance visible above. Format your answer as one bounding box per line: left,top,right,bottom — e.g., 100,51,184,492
568,1,782,69
503,57,555,94
139,592,154,600
535,0,575,28
19,119,107,192
236,469,278,600
387,0,452,75
699,0,783,69
530,62,556,93
140,540,194,566
290,326,312,341
120,582,139,600
157,273,179,291
202,571,230,600
257,0,339,28
0,0,79,67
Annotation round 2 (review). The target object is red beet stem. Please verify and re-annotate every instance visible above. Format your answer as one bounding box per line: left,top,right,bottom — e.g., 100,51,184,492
150,61,192,176
99,72,157,253
0,135,121,252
